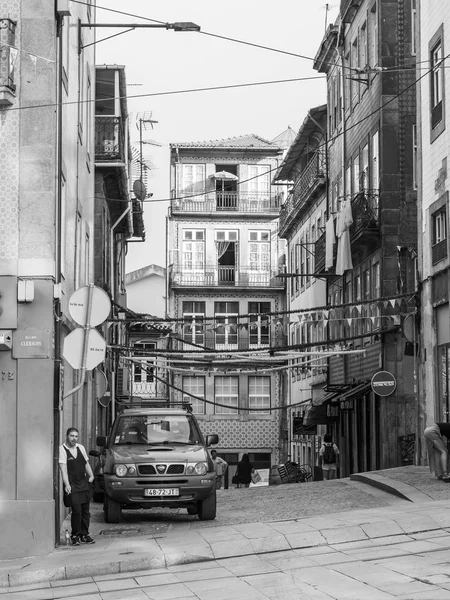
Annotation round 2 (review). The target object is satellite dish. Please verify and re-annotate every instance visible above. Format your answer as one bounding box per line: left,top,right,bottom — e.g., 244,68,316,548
133,179,147,201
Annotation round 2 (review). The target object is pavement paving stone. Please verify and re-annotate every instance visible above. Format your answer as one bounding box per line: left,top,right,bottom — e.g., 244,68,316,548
425,574,450,584
400,589,450,599
258,550,318,571
379,580,444,596
392,514,442,534
290,565,395,599
342,545,411,561
96,577,140,592
320,525,368,545
141,583,196,599
330,560,416,587
365,534,413,546
215,555,279,577
93,569,168,582
183,576,268,600
167,561,221,573
48,582,99,597
49,576,94,587
133,572,180,588
172,566,232,583
284,530,326,549
327,538,377,552
359,520,405,538
242,571,334,600
388,539,445,554
374,555,449,577
266,520,318,534
248,534,291,554
208,538,254,559
305,551,360,567
101,589,148,600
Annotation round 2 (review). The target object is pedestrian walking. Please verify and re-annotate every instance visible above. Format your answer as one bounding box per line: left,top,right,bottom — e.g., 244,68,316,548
235,453,254,488
211,450,228,489
59,427,95,546
318,434,340,480
424,422,450,480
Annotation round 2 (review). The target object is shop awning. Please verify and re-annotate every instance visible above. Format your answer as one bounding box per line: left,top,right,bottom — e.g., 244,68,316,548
303,390,341,426
337,382,371,403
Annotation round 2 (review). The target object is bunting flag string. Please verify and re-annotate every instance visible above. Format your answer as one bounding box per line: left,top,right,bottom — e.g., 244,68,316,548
1,42,55,64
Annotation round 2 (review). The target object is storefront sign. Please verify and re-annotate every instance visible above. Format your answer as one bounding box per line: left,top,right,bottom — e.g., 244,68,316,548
371,370,396,397
326,403,339,419
340,398,354,411
292,416,317,436
13,329,51,358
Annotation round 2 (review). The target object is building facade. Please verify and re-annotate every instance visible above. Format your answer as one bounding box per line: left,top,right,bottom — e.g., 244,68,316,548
0,1,95,558
274,106,329,472
126,264,166,317
417,1,450,456
167,135,287,483
310,0,418,475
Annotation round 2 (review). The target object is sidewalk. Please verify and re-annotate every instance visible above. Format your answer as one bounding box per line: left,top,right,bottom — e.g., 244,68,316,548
1,466,448,591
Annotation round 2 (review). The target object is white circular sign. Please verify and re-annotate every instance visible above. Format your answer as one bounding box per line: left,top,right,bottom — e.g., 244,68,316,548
69,286,111,327
63,328,106,371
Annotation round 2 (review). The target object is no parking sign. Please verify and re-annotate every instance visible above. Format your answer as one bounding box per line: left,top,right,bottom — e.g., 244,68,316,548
371,371,396,397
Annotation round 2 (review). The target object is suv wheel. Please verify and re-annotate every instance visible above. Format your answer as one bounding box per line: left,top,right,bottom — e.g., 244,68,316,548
198,492,216,521
104,495,121,523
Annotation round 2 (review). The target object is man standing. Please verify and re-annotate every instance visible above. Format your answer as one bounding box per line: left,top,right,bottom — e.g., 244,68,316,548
318,434,340,480
211,450,228,490
59,427,95,545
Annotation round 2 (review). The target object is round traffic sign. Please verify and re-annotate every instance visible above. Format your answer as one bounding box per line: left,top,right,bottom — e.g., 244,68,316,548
371,371,396,397
68,286,111,327
63,328,106,371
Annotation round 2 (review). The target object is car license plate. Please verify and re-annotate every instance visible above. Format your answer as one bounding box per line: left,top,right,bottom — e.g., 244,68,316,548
144,488,179,496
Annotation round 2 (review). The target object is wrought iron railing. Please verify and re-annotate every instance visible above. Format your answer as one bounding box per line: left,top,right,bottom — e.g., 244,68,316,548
432,239,448,265
171,191,282,214
349,190,379,235
95,116,125,162
171,264,285,288
279,149,326,233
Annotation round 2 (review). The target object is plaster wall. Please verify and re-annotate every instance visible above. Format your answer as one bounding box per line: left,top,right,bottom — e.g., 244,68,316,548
126,275,165,317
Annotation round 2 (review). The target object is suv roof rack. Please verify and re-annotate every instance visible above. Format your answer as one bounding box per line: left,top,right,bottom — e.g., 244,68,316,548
117,401,193,413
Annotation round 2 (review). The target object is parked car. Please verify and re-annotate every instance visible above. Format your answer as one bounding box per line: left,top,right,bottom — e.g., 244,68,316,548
90,403,219,523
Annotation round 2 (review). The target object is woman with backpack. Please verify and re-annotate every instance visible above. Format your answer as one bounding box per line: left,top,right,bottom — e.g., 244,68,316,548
319,434,340,480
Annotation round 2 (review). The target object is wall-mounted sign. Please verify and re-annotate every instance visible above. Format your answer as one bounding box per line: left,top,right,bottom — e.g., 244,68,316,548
292,416,317,436
13,329,51,358
326,403,339,419
340,398,354,411
371,370,396,397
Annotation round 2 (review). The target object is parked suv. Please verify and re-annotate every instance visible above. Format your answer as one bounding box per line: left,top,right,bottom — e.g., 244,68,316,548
90,403,219,523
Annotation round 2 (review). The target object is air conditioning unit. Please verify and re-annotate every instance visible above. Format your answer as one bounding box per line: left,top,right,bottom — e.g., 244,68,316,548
116,367,130,396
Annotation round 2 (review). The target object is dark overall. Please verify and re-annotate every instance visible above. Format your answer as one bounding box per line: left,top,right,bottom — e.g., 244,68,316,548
64,446,90,537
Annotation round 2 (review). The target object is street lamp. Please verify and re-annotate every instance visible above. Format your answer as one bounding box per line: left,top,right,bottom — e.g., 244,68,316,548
79,21,201,52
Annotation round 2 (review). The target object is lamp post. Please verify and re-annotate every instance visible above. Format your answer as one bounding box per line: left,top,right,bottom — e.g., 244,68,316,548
79,21,201,51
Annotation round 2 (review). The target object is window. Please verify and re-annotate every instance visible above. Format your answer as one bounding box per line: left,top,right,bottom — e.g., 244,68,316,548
411,0,417,56
295,243,301,293
430,26,445,139
354,274,361,336
344,52,351,109
353,154,360,194
371,131,379,189
248,302,270,347
351,38,359,105
433,208,447,244
362,269,370,332
249,231,270,272
132,342,155,396
248,376,270,413
360,22,368,70
182,301,205,348
345,162,352,196
182,230,205,271
215,376,238,414
361,144,369,190
248,165,270,200
215,302,239,348
182,376,205,414
372,262,381,324
412,124,418,190
176,164,206,200
305,231,311,284
95,69,116,116
369,2,378,68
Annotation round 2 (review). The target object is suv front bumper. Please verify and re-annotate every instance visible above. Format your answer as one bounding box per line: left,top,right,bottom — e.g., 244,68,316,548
104,474,215,506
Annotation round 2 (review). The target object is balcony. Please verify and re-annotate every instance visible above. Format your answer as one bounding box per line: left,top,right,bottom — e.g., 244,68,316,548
171,265,285,288
95,116,125,163
349,190,380,244
279,149,326,236
432,239,448,265
170,191,281,215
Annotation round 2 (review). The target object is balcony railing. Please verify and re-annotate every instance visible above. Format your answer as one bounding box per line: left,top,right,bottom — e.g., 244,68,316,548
279,149,326,233
95,116,125,162
432,239,448,265
349,190,379,236
171,265,285,288
171,191,281,214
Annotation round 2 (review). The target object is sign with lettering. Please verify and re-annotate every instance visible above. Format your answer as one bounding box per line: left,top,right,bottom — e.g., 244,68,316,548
371,370,396,397
326,403,340,419
340,398,354,411
13,329,51,358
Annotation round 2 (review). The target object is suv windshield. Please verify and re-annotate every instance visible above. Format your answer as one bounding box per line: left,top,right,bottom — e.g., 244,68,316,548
112,414,203,445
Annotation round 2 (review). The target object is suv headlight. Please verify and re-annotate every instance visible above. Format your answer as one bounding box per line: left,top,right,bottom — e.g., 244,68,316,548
186,462,208,476
115,464,136,477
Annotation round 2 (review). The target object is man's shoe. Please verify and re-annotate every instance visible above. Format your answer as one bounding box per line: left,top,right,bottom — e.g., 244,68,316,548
71,535,80,546
80,534,95,544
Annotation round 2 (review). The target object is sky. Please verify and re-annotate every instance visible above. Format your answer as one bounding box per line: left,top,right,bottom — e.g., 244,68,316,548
95,1,340,273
